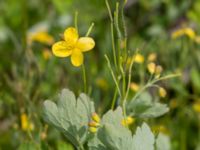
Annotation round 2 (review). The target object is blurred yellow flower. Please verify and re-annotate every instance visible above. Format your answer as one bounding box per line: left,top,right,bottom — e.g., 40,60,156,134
169,99,178,109
147,53,157,62
159,87,167,98
192,101,200,113
155,65,163,75
21,113,34,131
134,54,144,64
40,125,48,140
29,31,54,45
152,125,169,135
130,82,140,92
95,78,109,91
171,27,196,40
147,62,156,74
42,49,52,60
52,27,95,67
121,116,135,126
195,36,200,44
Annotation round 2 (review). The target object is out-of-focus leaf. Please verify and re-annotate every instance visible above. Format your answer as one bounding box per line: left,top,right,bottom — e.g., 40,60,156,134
57,141,74,150
18,141,38,150
127,92,169,118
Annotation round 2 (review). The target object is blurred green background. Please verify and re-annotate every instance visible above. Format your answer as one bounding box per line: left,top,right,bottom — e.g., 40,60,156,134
0,0,200,149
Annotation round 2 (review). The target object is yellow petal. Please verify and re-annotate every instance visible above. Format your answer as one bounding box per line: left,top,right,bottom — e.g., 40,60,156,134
52,41,72,57
76,37,95,52
70,49,83,67
64,27,78,45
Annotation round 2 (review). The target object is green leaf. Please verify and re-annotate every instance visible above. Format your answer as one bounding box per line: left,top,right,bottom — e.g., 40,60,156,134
101,107,124,128
97,107,133,150
155,133,171,150
98,124,133,150
132,123,155,150
43,89,94,148
128,92,169,118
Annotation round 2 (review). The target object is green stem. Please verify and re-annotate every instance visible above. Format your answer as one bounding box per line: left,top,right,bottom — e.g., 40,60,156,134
111,23,118,70
74,11,78,31
21,0,27,52
105,0,118,70
111,87,118,110
123,49,139,100
85,22,94,37
105,55,122,97
82,64,87,93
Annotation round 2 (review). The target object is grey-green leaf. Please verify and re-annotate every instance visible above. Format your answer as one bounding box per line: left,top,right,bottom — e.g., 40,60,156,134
43,89,94,147
97,107,133,150
156,133,171,150
132,123,155,150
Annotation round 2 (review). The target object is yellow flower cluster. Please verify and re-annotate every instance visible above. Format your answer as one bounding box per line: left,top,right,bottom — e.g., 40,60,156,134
147,62,163,77
88,112,101,133
20,113,34,131
171,27,196,39
52,27,95,67
121,116,135,126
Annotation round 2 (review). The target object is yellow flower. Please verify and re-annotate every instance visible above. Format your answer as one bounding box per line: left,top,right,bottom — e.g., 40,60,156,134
89,112,101,133
91,112,100,123
134,54,144,64
171,27,196,39
121,116,135,126
159,87,167,98
88,121,100,127
29,31,54,45
192,101,200,113
147,62,156,74
52,27,95,67
130,82,140,92
21,113,34,131
147,53,157,62
89,127,98,133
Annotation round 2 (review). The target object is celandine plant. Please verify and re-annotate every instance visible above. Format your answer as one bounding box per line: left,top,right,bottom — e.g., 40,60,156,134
43,1,179,150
